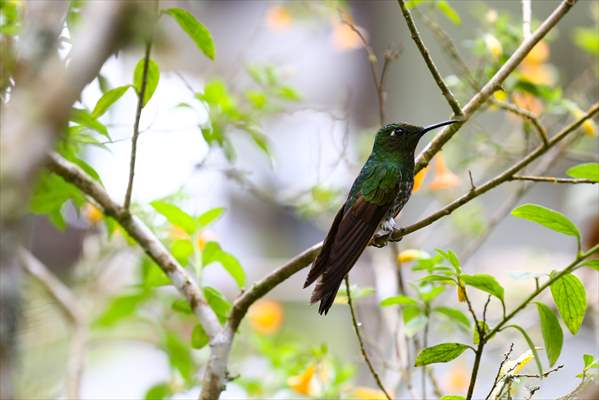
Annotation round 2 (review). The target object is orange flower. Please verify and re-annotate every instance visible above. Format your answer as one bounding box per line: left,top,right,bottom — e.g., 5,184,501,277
523,41,549,66
265,6,292,31
351,387,388,400
331,21,365,51
288,364,316,396
169,226,189,240
248,299,283,335
512,92,543,116
412,166,429,193
519,63,555,85
429,153,460,190
443,362,469,393
83,203,103,224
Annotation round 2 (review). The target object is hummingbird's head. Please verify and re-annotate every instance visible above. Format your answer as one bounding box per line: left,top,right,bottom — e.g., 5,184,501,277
374,119,460,154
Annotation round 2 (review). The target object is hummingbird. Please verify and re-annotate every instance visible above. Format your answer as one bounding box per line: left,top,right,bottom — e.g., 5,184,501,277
304,119,459,315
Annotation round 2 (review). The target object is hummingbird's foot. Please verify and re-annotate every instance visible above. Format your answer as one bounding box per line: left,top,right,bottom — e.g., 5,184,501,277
380,217,400,233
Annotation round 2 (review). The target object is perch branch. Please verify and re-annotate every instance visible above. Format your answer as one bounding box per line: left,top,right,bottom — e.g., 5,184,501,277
510,175,597,184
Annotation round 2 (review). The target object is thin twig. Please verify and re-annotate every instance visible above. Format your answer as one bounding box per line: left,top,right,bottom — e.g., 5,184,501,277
344,277,392,400
397,0,462,116
510,175,597,184
490,99,549,145
19,248,86,400
514,364,564,379
124,40,153,210
485,343,515,400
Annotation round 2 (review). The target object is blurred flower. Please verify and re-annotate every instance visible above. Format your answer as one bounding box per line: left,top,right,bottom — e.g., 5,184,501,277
170,226,189,240
571,107,597,137
265,6,292,31
484,34,503,60
493,89,508,102
397,249,425,264
248,299,283,335
351,387,388,400
520,41,556,85
288,364,316,396
83,203,103,224
331,18,366,51
429,153,460,190
413,166,429,192
197,230,217,250
523,41,550,65
442,361,469,393
512,91,543,116
485,9,498,24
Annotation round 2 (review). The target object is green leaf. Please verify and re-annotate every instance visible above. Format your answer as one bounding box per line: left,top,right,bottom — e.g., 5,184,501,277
191,324,209,349
202,241,221,266
573,28,599,55
133,58,160,106
247,128,272,159
151,201,196,234
512,204,580,240
405,0,424,9
141,257,171,288
145,382,172,400
164,332,194,383
504,324,544,377
70,108,109,137
197,207,225,228
436,248,461,273
91,85,131,118
380,295,420,307
460,273,504,303
171,238,194,265
217,251,245,288
171,299,192,314
203,286,232,323
163,7,215,60
30,172,86,230
276,85,301,101
580,260,599,271
473,321,488,345
420,285,445,302
536,302,563,367
434,306,471,329
550,272,587,334
436,0,461,25
415,343,469,366
566,163,599,182
440,396,465,400
246,90,267,109
94,291,148,327
405,315,428,337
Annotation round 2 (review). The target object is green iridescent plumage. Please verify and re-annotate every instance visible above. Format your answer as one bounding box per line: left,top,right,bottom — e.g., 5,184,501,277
304,120,458,315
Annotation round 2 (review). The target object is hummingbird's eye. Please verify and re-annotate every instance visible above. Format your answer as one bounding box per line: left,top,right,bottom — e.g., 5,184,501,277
391,128,402,137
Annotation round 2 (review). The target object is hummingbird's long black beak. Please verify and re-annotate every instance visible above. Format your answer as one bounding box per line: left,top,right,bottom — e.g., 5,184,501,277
421,119,460,134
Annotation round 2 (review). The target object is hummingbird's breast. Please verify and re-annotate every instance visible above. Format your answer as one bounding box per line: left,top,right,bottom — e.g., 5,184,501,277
384,179,414,221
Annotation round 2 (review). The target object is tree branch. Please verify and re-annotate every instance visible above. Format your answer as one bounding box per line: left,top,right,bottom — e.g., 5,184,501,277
124,40,153,210
46,153,222,339
510,175,597,184
413,0,577,173
18,248,86,400
490,99,549,145
344,277,392,400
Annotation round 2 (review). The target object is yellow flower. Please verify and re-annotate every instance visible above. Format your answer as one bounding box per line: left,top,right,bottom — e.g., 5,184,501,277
509,349,534,374
523,41,550,66
457,284,466,302
265,6,292,31
412,166,429,193
484,34,502,60
83,203,103,224
288,364,316,396
331,20,365,51
248,299,283,335
429,153,460,191
397,249,424,264
572,107,598,137
493,89,508,102
196,230,217,250
351,386,388,400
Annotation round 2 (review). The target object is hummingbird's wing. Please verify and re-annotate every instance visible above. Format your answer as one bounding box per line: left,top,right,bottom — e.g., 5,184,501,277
307,194,389,315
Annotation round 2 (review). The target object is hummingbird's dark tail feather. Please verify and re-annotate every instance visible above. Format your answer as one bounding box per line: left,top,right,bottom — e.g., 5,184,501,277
308,196,387,315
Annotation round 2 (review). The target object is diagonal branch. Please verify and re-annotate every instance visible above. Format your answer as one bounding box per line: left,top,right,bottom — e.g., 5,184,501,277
413,0,578,173
397,0,463,116
46,153,222,339
510,175,597,184
490,99,549,145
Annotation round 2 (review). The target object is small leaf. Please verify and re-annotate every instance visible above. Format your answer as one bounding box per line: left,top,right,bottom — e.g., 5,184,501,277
420,285,445,302
550,272,587,335
197,207,225,227
536,302,563,367
566,163,599,182
380,295,420,307
145,382,172,400
171,239,194,265
94,291,148,327
203,286,232,323
151,201,196,234
134,58,160,106
436,0,461,25
460,273,504,303
415,343,469,366
70,108,109,137
92,85,131,118
580,260,599,271
202,241,222,266
573,28,599,55
504,324,544,377
434,306,471,329
405,315,428,337
164,332,194,383
512,203,580,240
217,251,246,288
163,7,215,60
171,299,192,314
191,324,209,349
